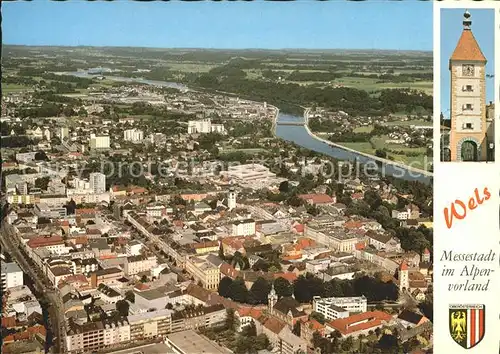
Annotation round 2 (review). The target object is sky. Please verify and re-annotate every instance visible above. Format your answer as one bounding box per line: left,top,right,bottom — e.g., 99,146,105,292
440,8,495,118
3,0,432,50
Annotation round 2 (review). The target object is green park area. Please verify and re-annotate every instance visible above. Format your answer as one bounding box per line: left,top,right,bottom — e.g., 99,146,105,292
338,134,430,170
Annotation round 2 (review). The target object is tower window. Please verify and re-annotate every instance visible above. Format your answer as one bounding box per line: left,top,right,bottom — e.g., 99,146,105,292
463,104,473,111
463,85,473,92
462,123,473,130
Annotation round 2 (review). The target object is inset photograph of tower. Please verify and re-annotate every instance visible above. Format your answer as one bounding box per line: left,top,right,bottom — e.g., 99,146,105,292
439,9,495,162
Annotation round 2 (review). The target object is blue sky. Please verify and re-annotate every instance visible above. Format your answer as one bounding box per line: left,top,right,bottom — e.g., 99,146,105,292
3,1,432,50
440,8,495,118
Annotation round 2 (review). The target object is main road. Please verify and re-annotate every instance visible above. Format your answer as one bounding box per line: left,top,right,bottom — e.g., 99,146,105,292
1,220,66,353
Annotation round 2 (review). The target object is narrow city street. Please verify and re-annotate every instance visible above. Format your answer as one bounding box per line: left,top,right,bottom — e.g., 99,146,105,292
1,221,66,353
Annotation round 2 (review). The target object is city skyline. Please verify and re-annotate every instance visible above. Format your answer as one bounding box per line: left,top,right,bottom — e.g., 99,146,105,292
3,1,433,50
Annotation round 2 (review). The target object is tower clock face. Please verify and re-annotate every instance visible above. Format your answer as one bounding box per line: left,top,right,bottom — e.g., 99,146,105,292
462,64,475,76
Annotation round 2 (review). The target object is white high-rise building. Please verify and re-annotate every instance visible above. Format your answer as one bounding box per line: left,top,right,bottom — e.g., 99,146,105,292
187,118,225,134
1,262,24,291
89,172,106,194
124,128,144,142
89,133,110,150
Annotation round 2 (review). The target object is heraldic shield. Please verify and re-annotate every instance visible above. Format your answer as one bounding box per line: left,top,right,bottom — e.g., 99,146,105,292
449,304,485,349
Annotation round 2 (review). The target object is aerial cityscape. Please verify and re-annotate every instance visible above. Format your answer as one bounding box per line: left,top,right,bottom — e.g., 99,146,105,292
1,2,434,354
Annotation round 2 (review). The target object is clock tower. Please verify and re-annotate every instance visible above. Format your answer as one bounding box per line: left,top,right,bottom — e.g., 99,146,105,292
448,10,488,161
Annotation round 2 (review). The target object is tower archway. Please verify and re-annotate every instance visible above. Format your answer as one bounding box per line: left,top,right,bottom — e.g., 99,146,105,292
457,138,480,161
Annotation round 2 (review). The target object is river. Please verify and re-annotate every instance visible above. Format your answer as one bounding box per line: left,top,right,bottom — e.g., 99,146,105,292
276,114,432,184
62,71,431,185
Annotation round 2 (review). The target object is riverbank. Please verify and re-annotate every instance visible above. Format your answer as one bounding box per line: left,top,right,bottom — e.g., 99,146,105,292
302,109,433,178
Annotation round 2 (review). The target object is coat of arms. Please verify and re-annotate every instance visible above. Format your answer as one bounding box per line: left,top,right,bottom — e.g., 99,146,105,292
449,304,485,349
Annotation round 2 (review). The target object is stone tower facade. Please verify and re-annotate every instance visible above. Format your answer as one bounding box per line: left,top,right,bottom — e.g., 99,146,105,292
268,284,278,314
399,260,409,291
228,187,237,211
449,10,488,161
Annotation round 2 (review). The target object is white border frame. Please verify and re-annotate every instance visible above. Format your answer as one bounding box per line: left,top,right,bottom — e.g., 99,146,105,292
433,2,500,354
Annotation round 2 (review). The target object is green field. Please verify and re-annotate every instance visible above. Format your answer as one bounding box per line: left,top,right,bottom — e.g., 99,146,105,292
165,62,216,72
2,83,30,93
353,125,374,133
385,119,432,127
338,134,430,170
334,76,432,94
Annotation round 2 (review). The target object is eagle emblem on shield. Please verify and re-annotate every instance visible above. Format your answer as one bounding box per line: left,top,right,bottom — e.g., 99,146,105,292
449,304,485,349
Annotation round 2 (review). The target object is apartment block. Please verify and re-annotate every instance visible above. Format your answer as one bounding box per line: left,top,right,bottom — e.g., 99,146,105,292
313,296,367,321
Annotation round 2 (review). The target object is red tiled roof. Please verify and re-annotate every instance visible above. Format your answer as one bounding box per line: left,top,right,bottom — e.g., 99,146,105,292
400,260,408,271
129,186,147,194
450,28,487,62
305,319,324,331
220,263,240,279
355,242,366,251
298,193,334,204
238,307,263,320
1,316,16,328
327,311,393,336
297,237,316,249
344,221,363,229
58,220,70,227
262,316,287,334
27,235,64,249
314,251,333,260
172,220,184,227
76,208,96,215
3,325,46,343
59,274,89,288
293,224,304,233
134,283,150,291
273,272,298,283
192,241,219,249
282,254,302,261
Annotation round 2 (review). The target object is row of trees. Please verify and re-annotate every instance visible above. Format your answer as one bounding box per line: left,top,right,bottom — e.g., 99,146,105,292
312,329,422,354
201,309,271,354
192,71,432,116
218,273,399,305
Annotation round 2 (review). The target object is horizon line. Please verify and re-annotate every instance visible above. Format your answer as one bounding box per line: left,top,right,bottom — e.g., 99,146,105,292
2,43,433,53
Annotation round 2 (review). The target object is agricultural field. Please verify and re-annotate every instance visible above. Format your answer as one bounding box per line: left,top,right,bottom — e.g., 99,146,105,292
2,83,30,93
339,134,430,170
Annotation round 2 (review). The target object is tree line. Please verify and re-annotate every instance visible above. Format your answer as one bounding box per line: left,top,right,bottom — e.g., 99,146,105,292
218,273,399,305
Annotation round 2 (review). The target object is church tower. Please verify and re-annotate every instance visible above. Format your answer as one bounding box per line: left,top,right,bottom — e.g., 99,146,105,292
228,187,237,211
398,260,409,291
449,10,488,161
268,284,278,314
